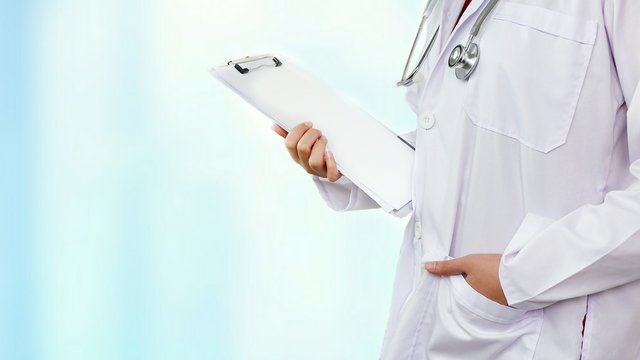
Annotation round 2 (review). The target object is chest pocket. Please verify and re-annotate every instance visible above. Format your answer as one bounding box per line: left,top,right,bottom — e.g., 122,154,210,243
462,2,598,153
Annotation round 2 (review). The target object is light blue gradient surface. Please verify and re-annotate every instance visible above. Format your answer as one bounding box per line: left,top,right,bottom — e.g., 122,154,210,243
1,0,423,358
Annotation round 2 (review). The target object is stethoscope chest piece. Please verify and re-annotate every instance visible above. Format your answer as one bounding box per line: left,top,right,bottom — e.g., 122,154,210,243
448,42,480,80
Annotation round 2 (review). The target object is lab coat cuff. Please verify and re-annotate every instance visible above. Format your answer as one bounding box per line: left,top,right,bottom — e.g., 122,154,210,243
312,175,362,212
499,213,556,311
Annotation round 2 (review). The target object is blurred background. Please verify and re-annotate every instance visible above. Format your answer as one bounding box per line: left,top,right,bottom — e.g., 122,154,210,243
0,0,422,358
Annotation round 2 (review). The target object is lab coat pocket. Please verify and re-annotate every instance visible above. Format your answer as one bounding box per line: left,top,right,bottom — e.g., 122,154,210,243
448,274,532,324
462,2,598,153
425,260,543,359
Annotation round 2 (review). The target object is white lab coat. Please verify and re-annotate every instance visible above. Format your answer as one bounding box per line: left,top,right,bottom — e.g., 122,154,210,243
313,0,640,358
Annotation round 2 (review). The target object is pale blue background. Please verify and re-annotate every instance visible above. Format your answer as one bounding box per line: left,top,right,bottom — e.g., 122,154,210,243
1,0,422,358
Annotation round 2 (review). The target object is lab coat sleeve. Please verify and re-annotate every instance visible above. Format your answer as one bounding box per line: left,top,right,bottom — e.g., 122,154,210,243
312,176,380,211
312,131,416,213
499,0,640,311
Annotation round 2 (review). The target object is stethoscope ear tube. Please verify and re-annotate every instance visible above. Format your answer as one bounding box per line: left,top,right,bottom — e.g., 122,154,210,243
397,25,441,87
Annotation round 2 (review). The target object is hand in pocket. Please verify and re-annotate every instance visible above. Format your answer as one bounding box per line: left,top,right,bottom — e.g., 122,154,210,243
425,254,508,306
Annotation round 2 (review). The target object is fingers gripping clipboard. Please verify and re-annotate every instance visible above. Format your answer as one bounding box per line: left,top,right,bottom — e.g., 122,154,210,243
211,55,414,215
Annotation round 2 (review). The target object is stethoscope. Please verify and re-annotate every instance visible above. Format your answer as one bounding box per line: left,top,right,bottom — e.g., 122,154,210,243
398,0,500,86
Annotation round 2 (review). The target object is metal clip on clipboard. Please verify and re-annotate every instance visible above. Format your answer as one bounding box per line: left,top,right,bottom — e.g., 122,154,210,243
228,55,283,74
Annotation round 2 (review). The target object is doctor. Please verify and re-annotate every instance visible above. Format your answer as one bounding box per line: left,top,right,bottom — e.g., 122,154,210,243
273,0,640,358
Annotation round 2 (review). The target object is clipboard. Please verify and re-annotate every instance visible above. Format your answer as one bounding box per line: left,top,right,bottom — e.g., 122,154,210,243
211,54,414,214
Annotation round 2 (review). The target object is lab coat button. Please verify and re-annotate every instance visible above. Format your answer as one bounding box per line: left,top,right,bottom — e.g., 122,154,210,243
419,113,436,129
414,222,422,239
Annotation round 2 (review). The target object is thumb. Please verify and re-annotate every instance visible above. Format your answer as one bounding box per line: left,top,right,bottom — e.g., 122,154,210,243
425,257,468,276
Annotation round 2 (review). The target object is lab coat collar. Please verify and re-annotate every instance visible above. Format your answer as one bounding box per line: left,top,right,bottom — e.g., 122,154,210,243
439,0,490,52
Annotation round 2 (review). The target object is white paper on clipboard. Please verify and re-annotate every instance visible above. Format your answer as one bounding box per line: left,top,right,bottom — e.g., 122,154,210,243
211,54,414,214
